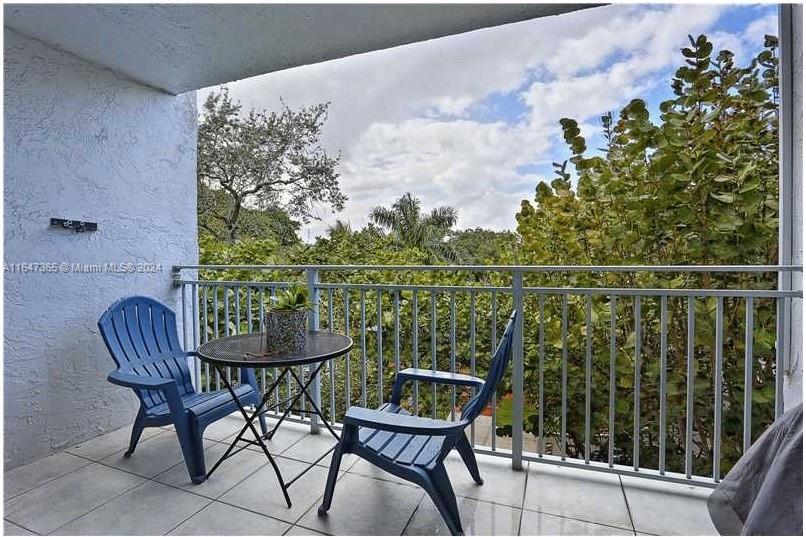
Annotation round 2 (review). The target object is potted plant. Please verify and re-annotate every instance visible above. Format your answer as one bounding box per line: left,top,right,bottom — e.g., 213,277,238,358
263,283,311,353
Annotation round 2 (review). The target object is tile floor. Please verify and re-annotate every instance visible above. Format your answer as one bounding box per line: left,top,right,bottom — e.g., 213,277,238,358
3,415,719,536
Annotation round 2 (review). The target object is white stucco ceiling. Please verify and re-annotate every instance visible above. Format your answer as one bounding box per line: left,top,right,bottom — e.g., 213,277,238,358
4,3,598,94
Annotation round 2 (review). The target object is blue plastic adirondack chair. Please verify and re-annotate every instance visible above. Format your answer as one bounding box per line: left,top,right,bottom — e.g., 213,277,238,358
98,296,266,484
319,310,517,535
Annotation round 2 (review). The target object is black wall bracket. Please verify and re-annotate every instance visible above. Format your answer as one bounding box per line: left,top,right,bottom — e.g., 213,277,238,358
50,218,98,233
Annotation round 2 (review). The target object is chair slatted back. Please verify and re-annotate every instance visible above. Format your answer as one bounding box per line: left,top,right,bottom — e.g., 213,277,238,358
460,310,517,423
99,296,195,409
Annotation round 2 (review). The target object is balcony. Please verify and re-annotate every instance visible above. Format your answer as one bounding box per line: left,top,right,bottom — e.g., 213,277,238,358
4,413,717,536
3,3,803,536
9,263,795,535
2,263,799,535
174,263,799,478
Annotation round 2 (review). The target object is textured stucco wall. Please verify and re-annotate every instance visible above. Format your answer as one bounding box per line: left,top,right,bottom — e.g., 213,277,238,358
3,28,198,469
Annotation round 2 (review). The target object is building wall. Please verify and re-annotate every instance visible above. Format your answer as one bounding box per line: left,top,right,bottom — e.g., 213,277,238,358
3,29,198,469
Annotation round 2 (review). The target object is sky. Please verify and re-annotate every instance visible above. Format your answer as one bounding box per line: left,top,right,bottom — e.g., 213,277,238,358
199,3,778,242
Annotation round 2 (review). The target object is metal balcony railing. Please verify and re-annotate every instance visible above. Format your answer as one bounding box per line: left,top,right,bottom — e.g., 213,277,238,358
173,264,802,487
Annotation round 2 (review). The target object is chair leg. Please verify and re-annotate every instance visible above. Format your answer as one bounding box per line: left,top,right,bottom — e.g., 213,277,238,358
456,434,484,485
174,415,206,484
318,441,347,516
424,464,464,536
124,409,147,458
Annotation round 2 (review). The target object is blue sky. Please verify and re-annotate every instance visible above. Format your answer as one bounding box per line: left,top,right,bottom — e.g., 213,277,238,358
204,4,778,241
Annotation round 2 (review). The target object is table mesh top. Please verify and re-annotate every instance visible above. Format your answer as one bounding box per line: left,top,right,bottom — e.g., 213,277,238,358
197,331,352,367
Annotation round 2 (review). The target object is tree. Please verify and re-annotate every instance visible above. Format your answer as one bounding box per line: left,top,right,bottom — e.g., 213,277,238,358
197,88,345,242
370,193,460,262
198,184,301,246
447,228,519,265
513,34,779,475
326,219,353,239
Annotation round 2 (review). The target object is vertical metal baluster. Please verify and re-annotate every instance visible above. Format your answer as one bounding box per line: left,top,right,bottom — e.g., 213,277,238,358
361,290,367,407
192,284,200,390
277,286,291,413
328,289,335,330
224,287,231,383
775,297,784,418
431,290,438,419
245,287,253,390
491,291,498,450
234,286,240,334
214,286,220,390
181,284,188,380
686,296,695,479
328,289,335,424
743,297,754,453
713,297,724,482
377,289,383,405
633,295,641,472
304,269,321,428
512,272,524,470
450,291,457,421
246,288,252,333
259,288,266,398
413,291,420,415
561,294,568,460
234,286,241,384
538,294,545,457
609,294,616,467
394,290,401,375
299,368,305,419
213,285,220,338
469,291,476,444
585,294,592,465
344,287,351,413
203,285,210,392
659,295,668,474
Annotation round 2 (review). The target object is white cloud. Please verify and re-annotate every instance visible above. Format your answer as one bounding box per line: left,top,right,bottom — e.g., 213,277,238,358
202,3,769,241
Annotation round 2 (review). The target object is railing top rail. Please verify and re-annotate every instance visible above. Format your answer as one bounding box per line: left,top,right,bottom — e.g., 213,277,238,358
175,278,801,298
174,264,803,273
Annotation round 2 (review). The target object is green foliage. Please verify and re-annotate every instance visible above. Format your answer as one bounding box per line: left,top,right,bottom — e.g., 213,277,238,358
447,228,519,265
198,184,301,246
269,284,311,312
370,193,460,262
195,34,780,480
197,87,344,242
514,35,779,476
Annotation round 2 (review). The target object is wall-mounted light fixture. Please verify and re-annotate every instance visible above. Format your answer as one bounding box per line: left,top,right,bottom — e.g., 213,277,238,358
50,218,98,233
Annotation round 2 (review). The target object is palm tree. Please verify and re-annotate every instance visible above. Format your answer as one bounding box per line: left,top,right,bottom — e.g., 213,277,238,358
326,219,353,238
369,193,460,262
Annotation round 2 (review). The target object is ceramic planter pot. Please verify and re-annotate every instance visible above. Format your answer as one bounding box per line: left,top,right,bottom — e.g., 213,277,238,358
264,310,307,353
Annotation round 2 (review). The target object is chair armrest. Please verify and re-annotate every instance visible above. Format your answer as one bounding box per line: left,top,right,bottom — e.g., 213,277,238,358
107,371,185,415
343,406,466,437
108,370,177,390
391,368,484,404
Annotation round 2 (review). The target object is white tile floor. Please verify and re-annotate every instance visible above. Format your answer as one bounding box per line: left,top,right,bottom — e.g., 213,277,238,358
3,415,720,536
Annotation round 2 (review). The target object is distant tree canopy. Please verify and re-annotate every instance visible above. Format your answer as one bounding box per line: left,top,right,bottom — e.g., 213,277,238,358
370,193,460,262
197,88,344,243
447,228,519,265
198,184,301,246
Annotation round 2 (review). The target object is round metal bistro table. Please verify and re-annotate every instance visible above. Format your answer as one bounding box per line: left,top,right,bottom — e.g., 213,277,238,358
197,331,352,508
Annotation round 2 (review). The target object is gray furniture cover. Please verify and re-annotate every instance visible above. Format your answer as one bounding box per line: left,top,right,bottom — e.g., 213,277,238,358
707,403,802,535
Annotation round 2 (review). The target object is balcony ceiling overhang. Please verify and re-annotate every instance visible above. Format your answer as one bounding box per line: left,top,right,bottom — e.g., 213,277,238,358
4,3,599,95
